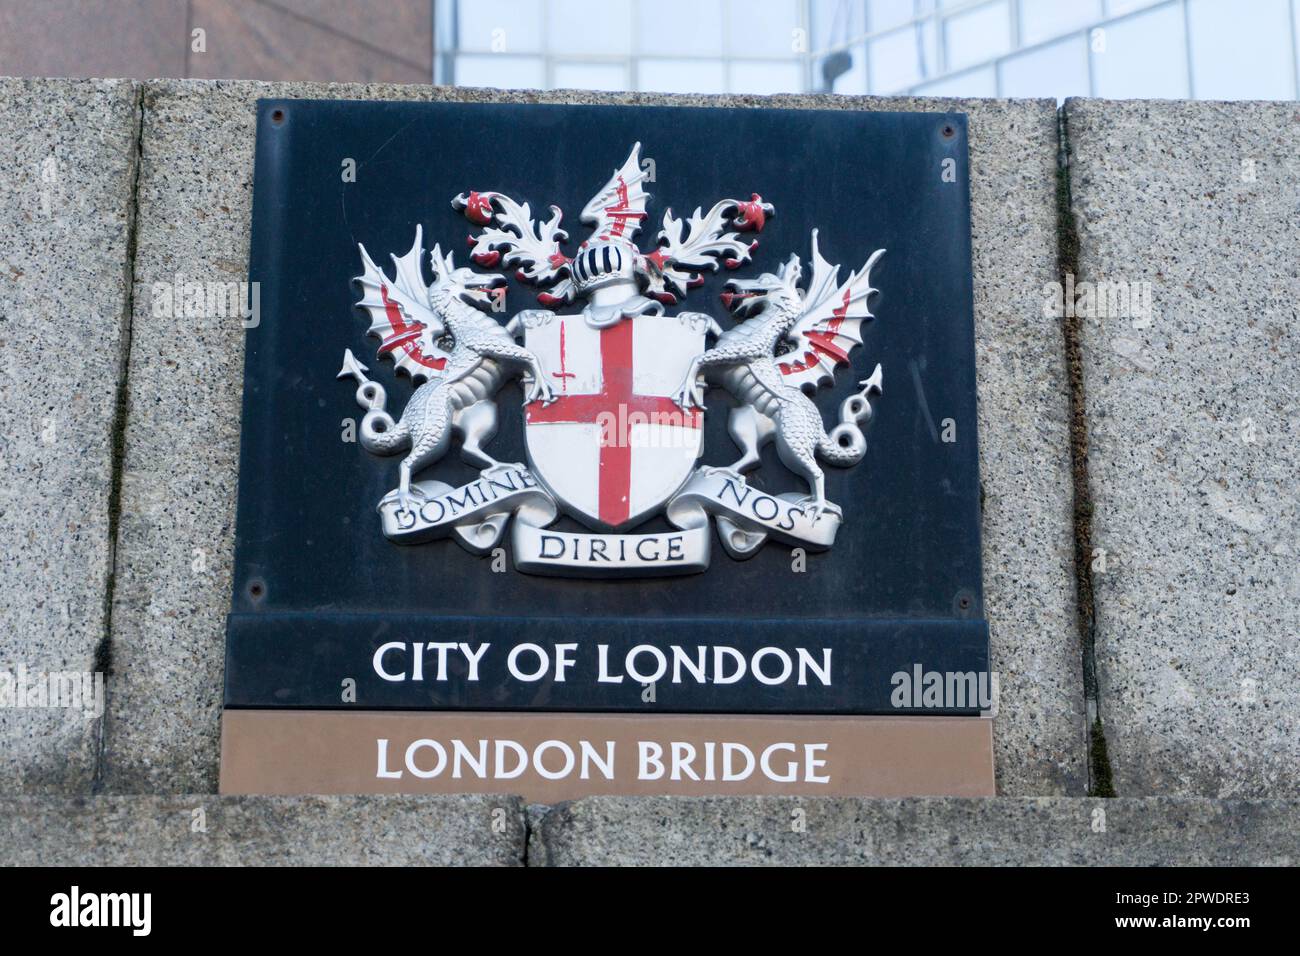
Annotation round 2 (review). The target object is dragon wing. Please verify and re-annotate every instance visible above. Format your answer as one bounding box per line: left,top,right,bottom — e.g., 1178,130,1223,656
579,142,649,243
353,225,452,383
777,230,884,392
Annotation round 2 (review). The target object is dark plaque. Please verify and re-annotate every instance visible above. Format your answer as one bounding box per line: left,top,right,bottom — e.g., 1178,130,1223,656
221,100,991,795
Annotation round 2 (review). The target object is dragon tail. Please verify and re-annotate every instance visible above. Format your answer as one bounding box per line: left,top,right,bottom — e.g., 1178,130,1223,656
817,364,883,467
818,428,866,466
360,411,410,455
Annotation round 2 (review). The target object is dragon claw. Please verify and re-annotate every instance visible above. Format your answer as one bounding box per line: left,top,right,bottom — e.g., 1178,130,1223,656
673,378,706,411
701,465,743,480
527,382,557,406
798,497,842,524
385,485,429,517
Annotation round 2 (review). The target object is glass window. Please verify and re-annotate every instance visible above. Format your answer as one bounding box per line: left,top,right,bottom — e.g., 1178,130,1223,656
457,0,544,53
869,21,938,92
638,0,724,55
637,58,727,94
1018,0,1102,46
1091,2,1188,99
549,0,632,56
1000,34,1090,100
914,65,996,97
945,1,1012,73
553,61,628,91
812,0,867,54
870,0,928,34
1188,0,1295,100
730,59,806,94
1104,0,1163,16
726,0,802,57
455,55,546,89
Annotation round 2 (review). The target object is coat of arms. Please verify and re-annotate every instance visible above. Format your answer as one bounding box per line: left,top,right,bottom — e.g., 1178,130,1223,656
338,144,885,577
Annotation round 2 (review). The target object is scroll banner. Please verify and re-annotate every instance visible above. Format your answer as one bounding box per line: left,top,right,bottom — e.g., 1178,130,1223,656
379,466,555,553
667,469,841,559
512,521,711,576
378,466,841,571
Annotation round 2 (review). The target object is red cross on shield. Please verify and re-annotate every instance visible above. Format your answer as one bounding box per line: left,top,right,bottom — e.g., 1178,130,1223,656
524,314,705,530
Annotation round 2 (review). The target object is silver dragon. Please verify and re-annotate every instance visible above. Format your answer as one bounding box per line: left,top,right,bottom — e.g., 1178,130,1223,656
339,226,555,514
675,230,885,521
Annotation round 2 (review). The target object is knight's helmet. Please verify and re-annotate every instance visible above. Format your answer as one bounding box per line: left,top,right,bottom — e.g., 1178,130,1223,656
569,237,637,293
569,144,649,295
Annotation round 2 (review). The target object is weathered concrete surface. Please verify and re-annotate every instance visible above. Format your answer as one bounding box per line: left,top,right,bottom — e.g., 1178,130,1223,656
104,81,441,793
847,96,1082,795
107,81,1081,795
1066,99,1300,796
534,795,1300,866
0,78,140,793
0,794,526,865
3,794,1291,866
929,98,1083,796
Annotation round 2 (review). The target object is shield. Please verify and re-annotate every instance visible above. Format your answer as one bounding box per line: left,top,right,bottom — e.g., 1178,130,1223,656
524,313,704,530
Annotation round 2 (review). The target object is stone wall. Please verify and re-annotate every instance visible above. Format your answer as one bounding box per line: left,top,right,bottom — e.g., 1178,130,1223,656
1066,99,1300,796
4,795,1296,866
0,78,139,792
0,78,1296,863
